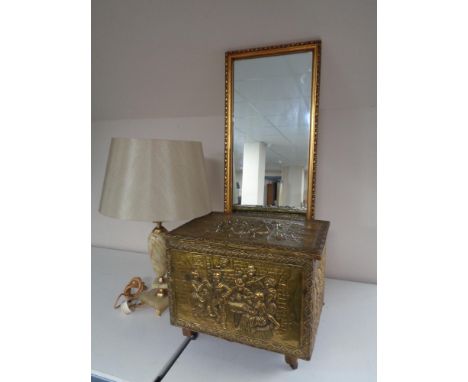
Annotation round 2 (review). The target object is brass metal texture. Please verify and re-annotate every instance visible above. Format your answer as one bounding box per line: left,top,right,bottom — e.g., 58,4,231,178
166,212,329,360
223,40,321,220
167,212,329,259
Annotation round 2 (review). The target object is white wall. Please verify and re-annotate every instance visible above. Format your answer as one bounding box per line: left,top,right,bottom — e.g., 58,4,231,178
92,0,376,283
92,117,225,252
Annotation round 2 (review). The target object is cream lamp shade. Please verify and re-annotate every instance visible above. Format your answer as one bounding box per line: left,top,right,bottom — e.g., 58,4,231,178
99,138,211,222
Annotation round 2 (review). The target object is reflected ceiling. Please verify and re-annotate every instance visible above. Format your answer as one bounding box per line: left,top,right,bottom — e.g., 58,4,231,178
233,52,312,173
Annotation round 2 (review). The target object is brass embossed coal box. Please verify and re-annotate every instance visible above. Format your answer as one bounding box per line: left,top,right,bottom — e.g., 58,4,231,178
166,211,329,367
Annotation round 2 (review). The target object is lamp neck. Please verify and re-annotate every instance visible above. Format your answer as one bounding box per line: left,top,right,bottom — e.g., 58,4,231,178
152,221,168,234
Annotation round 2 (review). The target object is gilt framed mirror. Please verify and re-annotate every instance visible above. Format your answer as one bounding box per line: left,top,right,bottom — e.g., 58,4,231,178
224,40,321,220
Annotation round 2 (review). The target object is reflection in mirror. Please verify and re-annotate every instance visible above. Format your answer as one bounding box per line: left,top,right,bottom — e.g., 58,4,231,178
232,52,312,210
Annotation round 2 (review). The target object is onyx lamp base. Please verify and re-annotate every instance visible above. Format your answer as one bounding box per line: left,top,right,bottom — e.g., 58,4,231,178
139,289,169,316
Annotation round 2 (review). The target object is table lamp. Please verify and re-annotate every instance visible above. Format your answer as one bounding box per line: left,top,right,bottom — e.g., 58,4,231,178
99,137,211,315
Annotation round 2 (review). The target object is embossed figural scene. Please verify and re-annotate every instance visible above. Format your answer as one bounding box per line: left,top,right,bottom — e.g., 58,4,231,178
174,254,300,345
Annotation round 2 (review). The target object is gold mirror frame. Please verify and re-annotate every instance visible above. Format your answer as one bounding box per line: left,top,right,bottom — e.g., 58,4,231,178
223,40,321,220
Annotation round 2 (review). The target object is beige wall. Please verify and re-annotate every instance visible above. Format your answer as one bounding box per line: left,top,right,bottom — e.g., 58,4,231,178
92,0,376,283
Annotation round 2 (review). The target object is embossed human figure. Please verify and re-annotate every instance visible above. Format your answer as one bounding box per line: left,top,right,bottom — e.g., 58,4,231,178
229,278,253,328
190,270,210,317
209,271,231,329
249,291,280,331
214,257,234,281
264,277,278,316
244,265,265,292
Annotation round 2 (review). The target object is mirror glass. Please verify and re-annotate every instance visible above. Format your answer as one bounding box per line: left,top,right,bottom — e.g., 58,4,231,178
232,52,313,210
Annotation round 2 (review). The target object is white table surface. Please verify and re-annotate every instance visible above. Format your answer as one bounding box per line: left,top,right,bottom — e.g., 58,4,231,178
91,246,182,382
92,246,376,382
